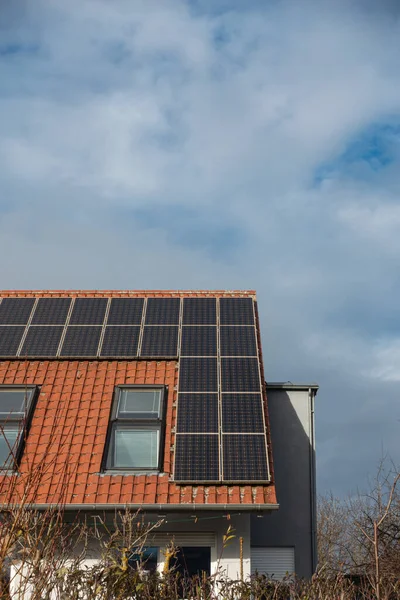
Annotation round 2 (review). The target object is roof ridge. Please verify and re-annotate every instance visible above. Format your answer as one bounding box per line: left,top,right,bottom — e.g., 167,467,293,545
0,290,257,297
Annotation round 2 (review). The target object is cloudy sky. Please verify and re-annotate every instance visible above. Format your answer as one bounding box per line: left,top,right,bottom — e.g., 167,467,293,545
1,0,400,495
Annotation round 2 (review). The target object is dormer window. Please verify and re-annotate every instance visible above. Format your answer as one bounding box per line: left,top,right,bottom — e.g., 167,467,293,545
103,386,165,472
0,386,37,470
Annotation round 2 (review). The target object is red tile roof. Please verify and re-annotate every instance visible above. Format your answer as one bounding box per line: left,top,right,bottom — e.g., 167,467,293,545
0,291,276,509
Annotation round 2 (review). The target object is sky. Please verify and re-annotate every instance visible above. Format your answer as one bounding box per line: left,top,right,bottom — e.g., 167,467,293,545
1,0,400,496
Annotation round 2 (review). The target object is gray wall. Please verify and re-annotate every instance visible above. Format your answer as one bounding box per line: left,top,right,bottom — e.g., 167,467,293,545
251,385,317,578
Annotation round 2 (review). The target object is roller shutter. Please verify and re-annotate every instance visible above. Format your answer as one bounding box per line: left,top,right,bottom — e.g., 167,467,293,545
149,532,215,547
251,547,295,580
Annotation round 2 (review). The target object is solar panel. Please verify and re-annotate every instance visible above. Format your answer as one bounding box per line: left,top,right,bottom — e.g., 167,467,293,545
222,434,268,481
179,358,218,392
60,326,102,356
31,298,71,325
182,298,217,325
221,394,265,433
174,434,219,481
180,326,217,356
100,326,140,357
145,298,180,325
0,298,35,325
219,298,254,325
221,358,260,392
20,326,64,357
107,298,144,325
220,326,257,356
140,326,179,358
0,326,25,355
69,298,108,325
176,394,219,433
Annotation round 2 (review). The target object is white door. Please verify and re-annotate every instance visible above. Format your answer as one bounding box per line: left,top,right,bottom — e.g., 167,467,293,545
251,547,295,580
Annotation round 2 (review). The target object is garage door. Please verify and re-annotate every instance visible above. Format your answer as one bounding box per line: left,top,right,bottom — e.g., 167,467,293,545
251,547,295,580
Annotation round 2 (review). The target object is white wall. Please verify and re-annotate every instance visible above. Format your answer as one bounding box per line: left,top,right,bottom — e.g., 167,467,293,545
9,511,252,599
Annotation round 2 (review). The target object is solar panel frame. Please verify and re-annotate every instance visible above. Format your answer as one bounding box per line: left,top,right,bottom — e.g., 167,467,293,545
140,326,179,358
0,326,26,356
100,326,140,357
174,434,219,481
145,298,180,325
69,298,108,325
20,326,64,357
0,298,35,325
220,325,257,357
179,358,218,392
31,298,72,325
220,357,261,392
60,326,102,357
107,298,144,325
219,297,254,325
221,394,265,433
176,394,219,433
182,298,217,325
180,326,217,357
222,434,269,481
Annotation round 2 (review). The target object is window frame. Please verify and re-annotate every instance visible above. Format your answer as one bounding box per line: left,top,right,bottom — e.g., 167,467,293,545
102,385,167,474
0,385,38,471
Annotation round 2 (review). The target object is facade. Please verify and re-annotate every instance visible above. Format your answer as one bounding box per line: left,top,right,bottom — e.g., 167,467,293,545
0,290,317,580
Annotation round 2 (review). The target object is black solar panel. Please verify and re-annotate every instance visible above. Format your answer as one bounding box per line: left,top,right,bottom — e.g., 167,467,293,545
31,298,71,325
60,326,102,356
20,326,64,357
145,298,180,325
221,358,260,392
69,298,107,325
100,326,140,357
180,326,217,356
179,358,218,392
107,298,144,325
174,434,219,481
221,394,265,433
220,326,257,356
222,434,268,481
0,298,35,325
176,394,219,433
182,298,217,325
140,326,179,358
0,326,25,355
219,298,254,325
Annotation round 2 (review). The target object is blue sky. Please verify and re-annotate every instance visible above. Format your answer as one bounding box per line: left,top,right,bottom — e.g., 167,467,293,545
1,0,400,495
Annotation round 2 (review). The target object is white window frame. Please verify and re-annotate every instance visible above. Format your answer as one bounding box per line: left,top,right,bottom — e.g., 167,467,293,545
103,385,166,473
0,385,37,471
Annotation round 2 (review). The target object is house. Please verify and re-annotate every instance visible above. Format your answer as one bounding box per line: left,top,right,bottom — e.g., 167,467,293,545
0,290,318,581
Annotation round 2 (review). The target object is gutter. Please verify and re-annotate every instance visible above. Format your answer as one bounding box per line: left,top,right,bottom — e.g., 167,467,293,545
309,387,318,572
9,503,279,513
266,382,319,391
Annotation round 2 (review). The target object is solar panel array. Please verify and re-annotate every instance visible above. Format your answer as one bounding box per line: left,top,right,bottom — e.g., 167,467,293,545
0,297,180,359
0,295,270,483
174,297,269,484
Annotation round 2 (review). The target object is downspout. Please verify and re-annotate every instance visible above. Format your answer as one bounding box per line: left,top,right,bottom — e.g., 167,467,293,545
309,387,317,572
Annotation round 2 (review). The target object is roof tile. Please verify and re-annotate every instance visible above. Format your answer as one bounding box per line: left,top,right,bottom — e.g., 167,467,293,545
0,290,277,508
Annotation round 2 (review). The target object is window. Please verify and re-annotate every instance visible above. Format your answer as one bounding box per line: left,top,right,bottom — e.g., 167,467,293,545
129,546,158,573
0,386,37,470
104,386,165,472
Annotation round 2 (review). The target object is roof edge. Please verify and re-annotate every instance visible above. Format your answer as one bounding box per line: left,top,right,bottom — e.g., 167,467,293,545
3,503,279,513
266,382,319,391
0,289,257,297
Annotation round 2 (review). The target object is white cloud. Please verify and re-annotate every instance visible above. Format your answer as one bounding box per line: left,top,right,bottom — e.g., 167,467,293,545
338,201,400,254
1,0,400,494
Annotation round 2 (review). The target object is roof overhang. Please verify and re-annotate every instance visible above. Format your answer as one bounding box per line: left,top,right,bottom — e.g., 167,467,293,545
266,382,319,392
6,503,280,513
